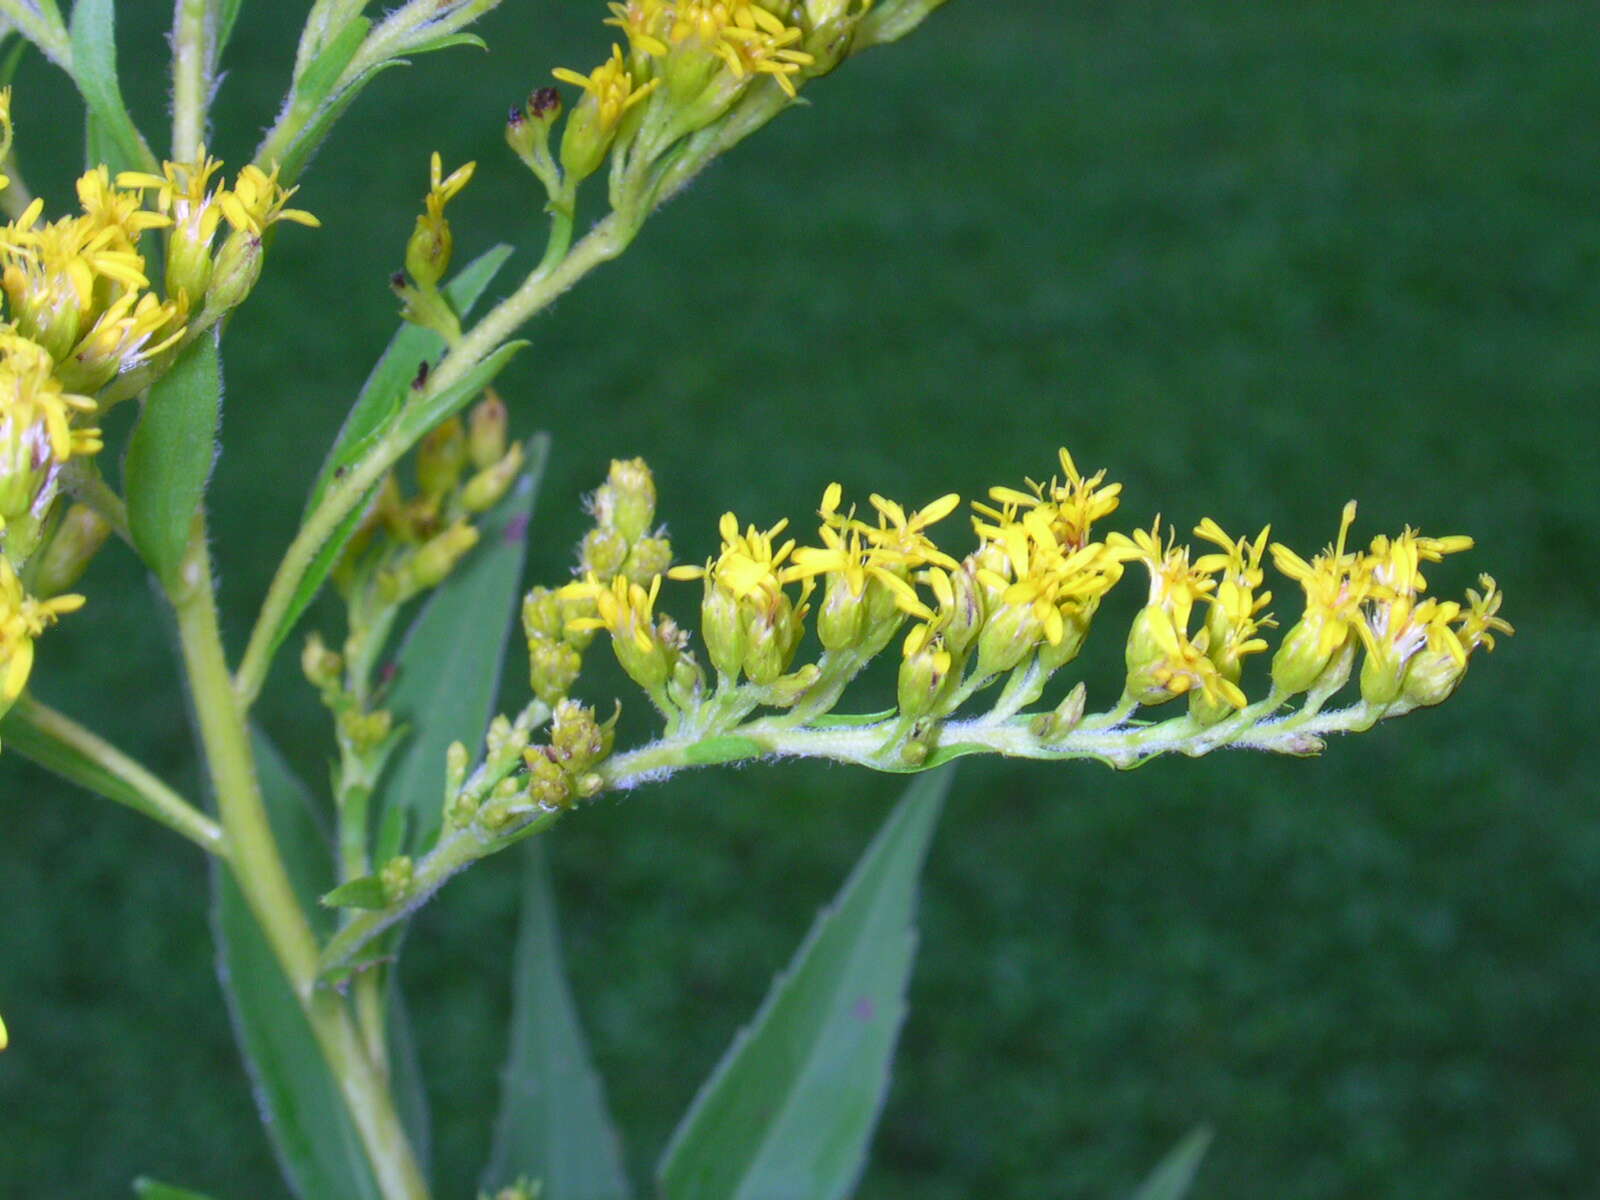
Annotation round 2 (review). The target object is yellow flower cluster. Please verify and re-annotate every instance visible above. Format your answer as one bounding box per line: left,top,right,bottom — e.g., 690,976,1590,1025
558,449,1508,733
0,87,316,714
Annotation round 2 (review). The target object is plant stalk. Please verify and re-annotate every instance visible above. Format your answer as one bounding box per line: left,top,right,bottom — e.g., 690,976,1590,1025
169,523,429,1200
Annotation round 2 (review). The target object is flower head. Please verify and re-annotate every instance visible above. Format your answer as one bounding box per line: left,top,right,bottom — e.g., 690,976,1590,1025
0,554,84,709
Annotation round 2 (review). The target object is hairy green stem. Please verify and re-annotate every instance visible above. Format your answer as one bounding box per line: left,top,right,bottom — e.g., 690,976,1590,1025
2,693,225,855
234,217,632,708
170,525,428,1200
0,0,71,70
170,0,211,159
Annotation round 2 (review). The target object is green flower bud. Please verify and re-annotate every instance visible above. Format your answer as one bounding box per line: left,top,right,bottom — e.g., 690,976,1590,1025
380,855,414,904
410,522,479,591
202,230,262,317
816,576,866,652
165,227,215,305
461,443,525,514
580,527,629,578
622,535,672,585
599,457,656,543
1032,681,1087,741
975,600,1043,679
1123,606,1180,706
1270,614,1348,697
417,417,468,499
1037,601,1095,673
700,584,746,679
521,749,573,809
898,634,952,723
529,636,582,705
301,632,344,693
522,586,565,641
549,699,614,772
445,740,470,797
30,503,110,597
468,393,509,470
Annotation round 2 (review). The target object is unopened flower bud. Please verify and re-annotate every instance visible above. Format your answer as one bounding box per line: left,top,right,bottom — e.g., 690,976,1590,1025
445,740,470,796
339,706,394,753
202,231,262,317
301,632,344,692
379,855,414,904
461,442,525,513
1123,606,1183,706
410,521,479,591
898,632,952,721
667,651,706,710
816,577,866,652
699,585,746,678
405,214,451,291
580,527,629,578
31,503,110,597
975,600,1043,679
417,418,468,499
522,586,565,641
1032,681,1087,741
165,227,215,305
529,636,582,705
1358,634,1408,708
549,699,613,771
521,749,572,809
468,393,509,469
1270,614,1349,697
622,535,672,584
600,457,656,542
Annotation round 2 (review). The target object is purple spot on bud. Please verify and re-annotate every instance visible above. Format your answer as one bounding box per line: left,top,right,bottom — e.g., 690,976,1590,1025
852,995,875,1023
412,360,431,389
503,513,530,544
530,86,561,118
508,105,525,127
389,271,406,290
380,661,400,686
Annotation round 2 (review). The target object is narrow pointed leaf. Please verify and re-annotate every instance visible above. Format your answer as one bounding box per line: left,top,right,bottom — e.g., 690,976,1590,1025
390,339,529,448
68,0,156,174
1130,1127,1214,1200
320,874,387,909
295,16,368,103
132,1180,219,1200
483,842,632,1200
657,768,951,1200
376,433,548,854
212,733,383,1200
125,332,221,586
264,246,516,660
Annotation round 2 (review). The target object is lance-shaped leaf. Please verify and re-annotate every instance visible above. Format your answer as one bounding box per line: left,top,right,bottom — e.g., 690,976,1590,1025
125,332,221,586
376,433,549,855
68,0,156,175
657,768,951,1200
482,842,632,1200
263,246,515,661
212,733,382,1199
132,1180,220,1200
1130,1127,1214,1200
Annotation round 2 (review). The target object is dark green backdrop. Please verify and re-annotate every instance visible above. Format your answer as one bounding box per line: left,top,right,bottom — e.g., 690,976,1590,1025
2,1,1596,1196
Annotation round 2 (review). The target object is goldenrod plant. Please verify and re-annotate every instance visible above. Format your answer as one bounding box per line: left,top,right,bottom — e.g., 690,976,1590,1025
0,2,1512,1197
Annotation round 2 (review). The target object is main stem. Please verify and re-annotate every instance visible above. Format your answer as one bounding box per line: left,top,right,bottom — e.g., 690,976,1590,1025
170,525,429,1200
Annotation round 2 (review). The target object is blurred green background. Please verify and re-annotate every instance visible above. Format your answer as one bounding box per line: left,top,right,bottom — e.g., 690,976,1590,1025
2,0,1597,1196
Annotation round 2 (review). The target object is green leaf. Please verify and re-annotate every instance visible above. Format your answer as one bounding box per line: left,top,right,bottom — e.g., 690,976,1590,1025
810,709,896,729
407,32,487,56
657,768,952,1200
307,245,514,516
0,695,160,819
0,34,30,89
294,16,370,105
263,246,516,661
278,58,403,184
132,1179,218,1200
390,339,529,448
387,976,433,1173
1130,1127,1214,1200
68,0,155,175
683,735,764,766
483,842,632,1200
125,332,222,586
215,0,245,56
376,433,549,854
213,733,382,1200
321,874,387,909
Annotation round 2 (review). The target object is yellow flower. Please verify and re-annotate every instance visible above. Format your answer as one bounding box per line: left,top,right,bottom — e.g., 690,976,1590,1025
56,289,187,393
1192,517,1274,679
0,86,12,193
978,446,1122,553
1,211,151,360
710,15,814,97
1269,501,1369,696
668,511,812,683
218,163,320,236
605,0,671,57
116,151,228,248
553,44,661,134
74,166,171,253
0,555,84,706
405,153,475,289
1354,526,1477,706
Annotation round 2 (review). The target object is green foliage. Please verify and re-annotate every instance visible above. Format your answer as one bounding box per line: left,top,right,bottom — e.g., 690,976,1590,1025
213,734,382,1200
657,768,949,1199
1130,1128,1213,1200
132,1179,218,1200
483,843,632,1200
266,246,516,662
125,333,222,587
66,0,154,174
377,433,548,855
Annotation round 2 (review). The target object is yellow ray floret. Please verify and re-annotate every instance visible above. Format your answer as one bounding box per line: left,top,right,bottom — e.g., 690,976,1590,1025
0,556,85,704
